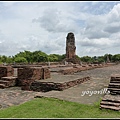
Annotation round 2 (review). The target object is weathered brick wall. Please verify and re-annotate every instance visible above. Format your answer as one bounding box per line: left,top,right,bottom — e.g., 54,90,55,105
58,66,91,75
58,64,108,75
18,67,43,80
17,67,51,86
0,66,14,79
20,79,34,90
42,68,51,79
21,76,90,91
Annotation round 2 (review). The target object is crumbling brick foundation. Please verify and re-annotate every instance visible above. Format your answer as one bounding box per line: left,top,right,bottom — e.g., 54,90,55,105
0,66,14,79
21,76,90,92
17,67,51,86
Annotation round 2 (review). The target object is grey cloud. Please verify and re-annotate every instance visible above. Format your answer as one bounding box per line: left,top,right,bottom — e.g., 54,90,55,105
83,25,109,39
82,15,110,39
0,40,19,56
107,4,120,23
80,40,96,47
81,4,120,40
84,30,109,39
1,2,120,57
104,22,120,33
79,36,120,49
32,8,78,33
33,8,61,32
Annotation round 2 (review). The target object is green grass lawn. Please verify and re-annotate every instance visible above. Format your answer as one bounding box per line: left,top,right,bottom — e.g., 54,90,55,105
0,97,119,118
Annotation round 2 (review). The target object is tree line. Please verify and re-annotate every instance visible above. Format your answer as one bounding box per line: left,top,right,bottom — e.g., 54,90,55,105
0,50,120,64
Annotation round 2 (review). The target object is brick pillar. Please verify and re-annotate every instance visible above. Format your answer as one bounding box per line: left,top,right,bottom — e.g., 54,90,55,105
0,66,14,79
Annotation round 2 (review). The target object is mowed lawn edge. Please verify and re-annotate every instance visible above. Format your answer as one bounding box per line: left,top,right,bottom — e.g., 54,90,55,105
0,97,119,118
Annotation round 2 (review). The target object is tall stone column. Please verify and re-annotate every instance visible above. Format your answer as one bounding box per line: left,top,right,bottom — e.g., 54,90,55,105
66,32,76,59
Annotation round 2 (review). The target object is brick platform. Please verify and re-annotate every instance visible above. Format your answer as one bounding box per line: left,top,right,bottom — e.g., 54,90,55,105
21,73,90,92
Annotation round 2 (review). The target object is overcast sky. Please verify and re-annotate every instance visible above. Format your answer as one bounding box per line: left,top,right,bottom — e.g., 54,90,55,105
0,1,120,57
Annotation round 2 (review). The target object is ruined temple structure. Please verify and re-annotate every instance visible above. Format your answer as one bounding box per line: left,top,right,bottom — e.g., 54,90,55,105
65,32,80,64
66,32,76,59
106,55,110,63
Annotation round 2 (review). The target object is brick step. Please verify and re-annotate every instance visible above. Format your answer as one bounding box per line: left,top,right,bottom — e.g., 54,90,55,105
100,101,120,107
109,83,120,86
1,76,17,81
102,98,120,103
110,91,120,95
100,104,120,111
102,95,120,102
108,87,120,90
107,89,120,95
110,79,120,82
108,88,120,91
108,84,120,89
0,84,6,89
0,80,10,86
0,77,17,87
111,78,120,80
111,79,120,81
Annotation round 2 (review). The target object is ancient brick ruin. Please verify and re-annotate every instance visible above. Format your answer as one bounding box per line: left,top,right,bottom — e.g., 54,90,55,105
0,61,116,91
100,74,120,111
0,66,17,88
0,64,92,91
0,66,51,89
28,76,90,92
65,32,80,64
66,32,76,60
17,67,51,90
0,32,118,98
0,66,14,79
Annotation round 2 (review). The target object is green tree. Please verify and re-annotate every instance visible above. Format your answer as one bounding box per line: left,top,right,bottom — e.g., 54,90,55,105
80,56,93,63
97,56,104,63
112,54,120,62
1,55,7,63
59,54,66,61
48,54,59,62
14,57,27,63
6,56,13,63
104,54,113,62
32,50,48,62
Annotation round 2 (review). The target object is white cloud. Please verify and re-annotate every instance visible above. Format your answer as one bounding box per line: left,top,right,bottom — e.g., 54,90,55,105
0,1,120,57
33,7,79,33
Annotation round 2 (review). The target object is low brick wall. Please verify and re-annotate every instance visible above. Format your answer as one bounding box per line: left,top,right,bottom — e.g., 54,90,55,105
17,67,51,86
58,64,111,75
21,76,90,92
58,66,93,75
0,66,14,79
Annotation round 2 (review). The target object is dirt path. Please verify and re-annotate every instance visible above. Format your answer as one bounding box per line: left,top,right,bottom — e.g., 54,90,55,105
0,64,120,109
